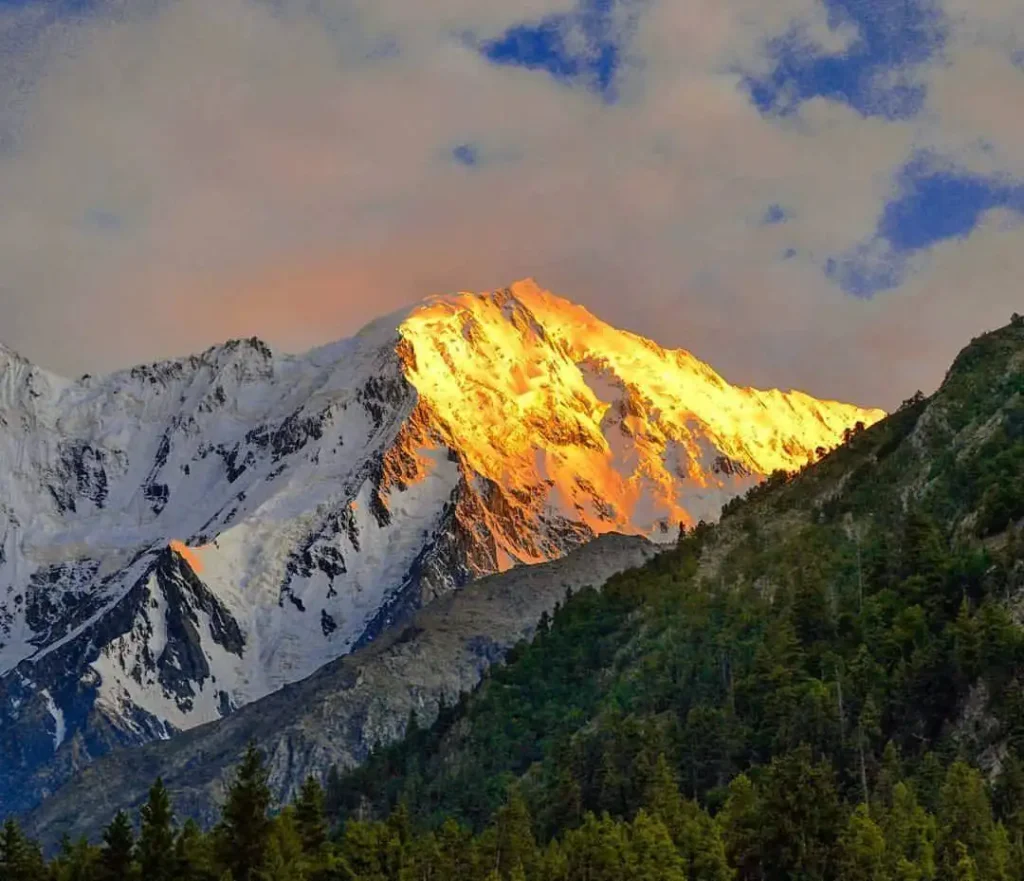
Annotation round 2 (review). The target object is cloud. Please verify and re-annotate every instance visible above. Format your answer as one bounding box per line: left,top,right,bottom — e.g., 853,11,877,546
0,0,1021,411
827,152,1024,295
744,0,946,119
843,207,1024,397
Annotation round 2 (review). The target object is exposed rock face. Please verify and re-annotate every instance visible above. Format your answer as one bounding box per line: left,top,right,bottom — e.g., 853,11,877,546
0,279,882,817
24,534,657,845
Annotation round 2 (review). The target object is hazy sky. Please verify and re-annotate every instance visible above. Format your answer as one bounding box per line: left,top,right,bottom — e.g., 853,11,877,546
1,0,1023,408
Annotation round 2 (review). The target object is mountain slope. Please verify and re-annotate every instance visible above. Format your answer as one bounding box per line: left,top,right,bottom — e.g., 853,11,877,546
0,279,881,816
313,314,1024,844
23,533,655,844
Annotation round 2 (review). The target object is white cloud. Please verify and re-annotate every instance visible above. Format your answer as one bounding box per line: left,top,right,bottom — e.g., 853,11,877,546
0,0,1020,409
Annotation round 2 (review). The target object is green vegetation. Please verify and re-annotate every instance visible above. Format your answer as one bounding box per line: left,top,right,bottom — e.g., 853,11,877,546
4,318,1024,880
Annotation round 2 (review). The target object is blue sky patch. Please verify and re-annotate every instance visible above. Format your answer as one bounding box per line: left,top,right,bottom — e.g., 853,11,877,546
745,0,945,120
452,144,480,167
0,0,102,14
879,158,1024,251
826,247,904,298
480,0,644,101
828,153,1024,296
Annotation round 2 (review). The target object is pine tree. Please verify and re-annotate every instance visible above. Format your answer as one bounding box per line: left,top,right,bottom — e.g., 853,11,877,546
403,831,444,881
490,785,538,879
952,842,978,881
626,811,688,881
881,781,936,881
507,862,528,881
855,697,882,806
435,818,477,881
900,510,946,586
137,777,175,881
953,599,983,682
294,775,328,856
678,806,733,881
561,812,629,881
917,752,946,815
719,774,761,881
100,810,136,881
756,747,842,881
216,741,273,881
643,754,732,881
337,819,388,880
262,809,304,881
174,819,218,881
643,754,685,835
61,836,102,881
324,764,345,824
937,761,994,881
993,755,1024,879
875,741,904,809
546,764,583,837
836,805,889,881
984,824,1013,881
384,801,412,879
0,818,46,881
0,819,28,880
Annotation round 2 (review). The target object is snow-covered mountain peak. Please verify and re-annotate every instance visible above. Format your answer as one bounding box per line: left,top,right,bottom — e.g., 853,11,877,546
0,279,882,817
394,280,883,544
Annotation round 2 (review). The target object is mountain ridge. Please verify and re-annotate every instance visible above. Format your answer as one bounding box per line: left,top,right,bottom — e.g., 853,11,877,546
0,279,881,818
17,314,1024,878
22,532,657,844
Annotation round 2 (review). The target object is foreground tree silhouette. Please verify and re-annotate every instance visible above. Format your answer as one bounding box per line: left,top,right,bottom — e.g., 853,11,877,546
137,777,175,881
642,755,732,881
99,810,136,881
487,785,537,879
294,775,328,857
0,818,46,881
215,741,272,881
52,834,101,881
835,805,887,881
324,765,345,825
174,818,218,881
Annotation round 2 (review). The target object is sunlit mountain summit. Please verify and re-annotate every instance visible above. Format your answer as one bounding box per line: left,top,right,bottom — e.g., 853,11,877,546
0,278,882,815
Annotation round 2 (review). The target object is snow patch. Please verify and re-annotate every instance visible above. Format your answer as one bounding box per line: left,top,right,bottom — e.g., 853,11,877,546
40,689,65,750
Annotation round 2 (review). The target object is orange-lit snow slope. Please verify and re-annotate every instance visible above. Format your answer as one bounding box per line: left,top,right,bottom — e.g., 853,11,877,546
390,278,884,556
0,276,884,765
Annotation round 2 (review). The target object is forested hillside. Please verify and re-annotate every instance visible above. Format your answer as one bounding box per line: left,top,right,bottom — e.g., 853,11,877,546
4,315,1024,880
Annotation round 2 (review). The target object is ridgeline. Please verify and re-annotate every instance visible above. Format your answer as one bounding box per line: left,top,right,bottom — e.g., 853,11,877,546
6,315,1024,880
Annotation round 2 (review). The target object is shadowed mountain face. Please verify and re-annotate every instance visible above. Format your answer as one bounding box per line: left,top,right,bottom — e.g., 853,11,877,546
24,534,657,845
0,279,880,817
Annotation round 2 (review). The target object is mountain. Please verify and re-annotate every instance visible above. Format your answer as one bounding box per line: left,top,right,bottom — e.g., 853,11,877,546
0,278,881,817
15,315,1024,880
23,533,656,844
308,314,1024,850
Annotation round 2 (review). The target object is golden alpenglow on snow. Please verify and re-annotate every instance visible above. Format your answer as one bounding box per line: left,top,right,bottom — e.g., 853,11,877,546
395,279,884,552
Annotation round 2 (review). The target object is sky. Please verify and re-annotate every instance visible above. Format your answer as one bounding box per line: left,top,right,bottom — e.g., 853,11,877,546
0,0,1023,408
